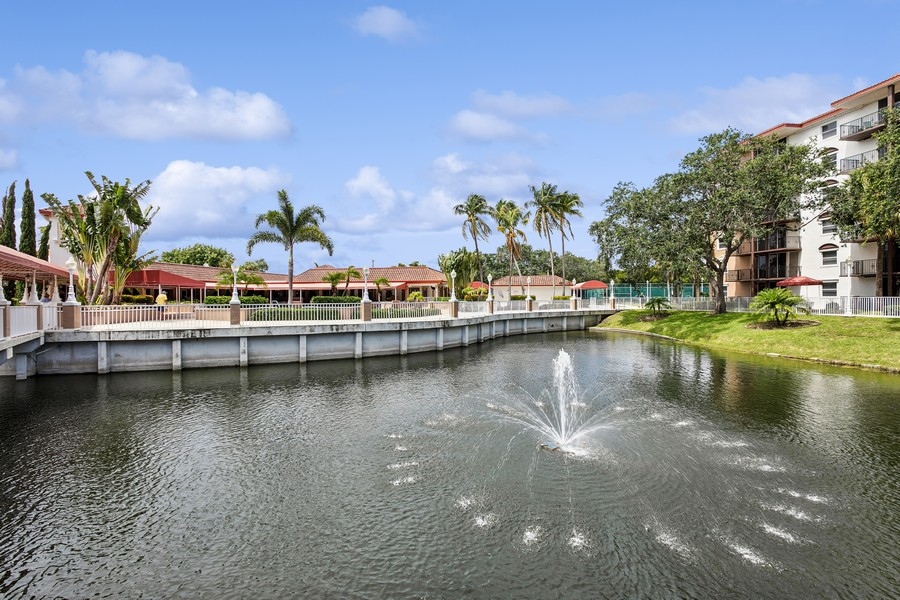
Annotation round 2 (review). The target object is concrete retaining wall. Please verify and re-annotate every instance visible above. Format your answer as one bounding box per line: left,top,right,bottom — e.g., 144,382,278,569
4,310,608,377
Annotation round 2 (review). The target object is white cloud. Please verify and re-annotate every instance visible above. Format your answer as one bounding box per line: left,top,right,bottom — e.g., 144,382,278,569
0,147,17,170
671,74,843,135
1,51,291,140
345,165,397,210
471,90,572,119
353,6,421,42
146,160,289,241
587,92,659,122
335,154,537,236
449,110,530,142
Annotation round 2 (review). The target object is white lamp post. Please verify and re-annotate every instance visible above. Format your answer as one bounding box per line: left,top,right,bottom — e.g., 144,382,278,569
571,278,577,299
526,276,531,300
844,253,852,316
450,270,457,302
65,256,78,304
610,278,615,306
362,266,370,302
487,274,493,301
230,263,240,304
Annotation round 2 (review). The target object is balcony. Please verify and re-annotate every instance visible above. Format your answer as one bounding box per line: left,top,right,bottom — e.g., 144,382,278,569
734,235,801,255
754,265,800,280
840,259,877,277
840,108,888,141
725,269,752,282
840,147,885,174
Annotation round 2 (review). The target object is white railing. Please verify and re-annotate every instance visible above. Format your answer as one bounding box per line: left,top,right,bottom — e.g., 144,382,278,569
242,302,361,323
495,300,528,312
538,300,571,311
372,302,446,320
42,304,61,330
458,301,488,314
80,304,232,330
617,295,900,318
9,306,39,337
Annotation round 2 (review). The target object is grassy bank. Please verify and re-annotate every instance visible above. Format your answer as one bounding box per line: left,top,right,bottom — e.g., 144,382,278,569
594,310,900,371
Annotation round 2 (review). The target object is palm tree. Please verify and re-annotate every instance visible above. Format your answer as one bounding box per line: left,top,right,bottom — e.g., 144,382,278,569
555,190,583,295
216,265,268,296
373,276,390,301
749,287,810,326
342,266,362,296
526,182,561,296
247,189,334,305
494,199,530,299
453,194,493,284
322,271,344,295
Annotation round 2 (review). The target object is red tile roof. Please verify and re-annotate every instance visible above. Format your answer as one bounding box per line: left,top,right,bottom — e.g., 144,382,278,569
294,265,446,284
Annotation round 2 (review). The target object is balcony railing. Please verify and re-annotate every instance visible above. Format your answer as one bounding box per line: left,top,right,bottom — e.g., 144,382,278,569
840,108,887,141
725,269,752,282
840,147,885,174
840,259,877,277
735,235,801,255
754,265,801,280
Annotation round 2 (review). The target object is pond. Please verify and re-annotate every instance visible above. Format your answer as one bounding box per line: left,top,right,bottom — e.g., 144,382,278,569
1,332,897,598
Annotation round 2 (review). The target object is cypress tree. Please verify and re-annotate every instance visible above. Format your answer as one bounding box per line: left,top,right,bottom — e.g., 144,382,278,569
0,181,16,249
38,224,51,261
19,179,36,257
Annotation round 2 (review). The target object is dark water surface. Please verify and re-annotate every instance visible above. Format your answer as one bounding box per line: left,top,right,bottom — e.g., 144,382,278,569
1,332,898,599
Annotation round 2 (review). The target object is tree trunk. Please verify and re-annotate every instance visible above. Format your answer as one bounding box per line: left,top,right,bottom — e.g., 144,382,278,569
875,242,885,297
547,231,556,297
713,268,727,313
474,234,484,284
287,246,294,306
560,233,567,295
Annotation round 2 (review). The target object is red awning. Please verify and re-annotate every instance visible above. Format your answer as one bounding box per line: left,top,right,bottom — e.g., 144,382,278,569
0,245,69,281
573,280,608,290
124,269,206,288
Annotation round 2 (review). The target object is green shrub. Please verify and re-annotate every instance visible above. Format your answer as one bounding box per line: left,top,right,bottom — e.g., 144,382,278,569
510,295,534,301
462,286,487,301
121,293,154,304
372,307,442,319
553,295,571,300
408,291,425,302
204,294,269,305
311,295,362,304
435,296,450,301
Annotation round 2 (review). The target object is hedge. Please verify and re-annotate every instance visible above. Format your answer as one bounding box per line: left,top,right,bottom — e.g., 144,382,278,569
204,295,269,305
246,306,360,321
311,295,361,304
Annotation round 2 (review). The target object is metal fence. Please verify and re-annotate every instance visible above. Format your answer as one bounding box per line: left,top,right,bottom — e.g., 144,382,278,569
372,302,446,320
616,295,900,318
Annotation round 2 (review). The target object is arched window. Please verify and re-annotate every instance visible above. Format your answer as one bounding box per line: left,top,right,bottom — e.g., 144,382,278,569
819,243,838,266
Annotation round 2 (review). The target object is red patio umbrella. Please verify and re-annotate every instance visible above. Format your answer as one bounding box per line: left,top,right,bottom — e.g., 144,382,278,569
776,276,823,287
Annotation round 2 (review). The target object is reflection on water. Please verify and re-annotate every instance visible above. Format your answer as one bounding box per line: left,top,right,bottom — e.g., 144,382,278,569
0,332,897,598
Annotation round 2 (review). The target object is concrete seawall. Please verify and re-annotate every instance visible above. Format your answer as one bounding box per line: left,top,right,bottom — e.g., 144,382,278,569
7,310,609,378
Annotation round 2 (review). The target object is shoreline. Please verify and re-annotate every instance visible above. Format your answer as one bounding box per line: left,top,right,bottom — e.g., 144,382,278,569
590,324,900,374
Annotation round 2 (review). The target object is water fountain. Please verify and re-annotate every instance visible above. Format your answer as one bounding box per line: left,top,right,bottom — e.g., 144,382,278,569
489,349,607,455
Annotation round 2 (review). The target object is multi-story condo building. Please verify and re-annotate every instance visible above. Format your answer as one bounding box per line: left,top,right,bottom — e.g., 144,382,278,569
726,73,900,298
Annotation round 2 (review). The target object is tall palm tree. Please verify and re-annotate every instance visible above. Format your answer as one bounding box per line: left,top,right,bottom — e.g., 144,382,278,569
555,190,583,295
526,182,561,296
494,199,530,299
453,194,493,284
342,266,362,296
247,189,334,305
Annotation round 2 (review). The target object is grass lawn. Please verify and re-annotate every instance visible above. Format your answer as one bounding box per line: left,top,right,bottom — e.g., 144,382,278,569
595,309,900,371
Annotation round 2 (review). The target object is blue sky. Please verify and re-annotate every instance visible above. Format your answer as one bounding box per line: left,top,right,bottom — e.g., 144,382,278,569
1,1,898,274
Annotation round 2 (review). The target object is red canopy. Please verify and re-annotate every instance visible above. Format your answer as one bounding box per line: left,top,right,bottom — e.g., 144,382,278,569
573,280,608,290
776,276,824,287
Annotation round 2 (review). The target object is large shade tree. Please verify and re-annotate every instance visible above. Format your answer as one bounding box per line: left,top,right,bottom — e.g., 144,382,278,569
589,128,830,313
161,243,235,267
247,189,334,305
825,107,900,296
453,194,493,284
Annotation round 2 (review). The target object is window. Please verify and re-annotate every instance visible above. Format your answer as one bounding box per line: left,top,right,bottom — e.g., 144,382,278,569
822,281,838,297
822,121,837,139
717,236,728,249
821,219,836,234
822,148,838,169
822,249,838,266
